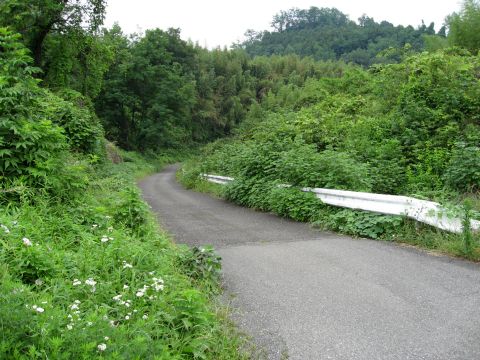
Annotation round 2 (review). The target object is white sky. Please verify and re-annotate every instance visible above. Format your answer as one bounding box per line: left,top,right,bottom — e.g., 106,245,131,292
104,0,463,48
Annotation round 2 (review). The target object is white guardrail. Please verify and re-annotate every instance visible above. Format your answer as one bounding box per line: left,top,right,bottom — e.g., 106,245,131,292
201,174,480,234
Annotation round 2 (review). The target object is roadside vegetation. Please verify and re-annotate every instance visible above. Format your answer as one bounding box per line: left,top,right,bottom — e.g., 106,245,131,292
1,0,480,357
0,29,247,359
179,9,480,260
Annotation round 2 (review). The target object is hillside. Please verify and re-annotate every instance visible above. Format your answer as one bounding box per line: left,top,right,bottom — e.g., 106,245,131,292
238,7,446,66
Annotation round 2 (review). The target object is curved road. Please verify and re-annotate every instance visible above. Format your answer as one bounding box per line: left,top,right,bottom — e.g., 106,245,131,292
139,165,480,360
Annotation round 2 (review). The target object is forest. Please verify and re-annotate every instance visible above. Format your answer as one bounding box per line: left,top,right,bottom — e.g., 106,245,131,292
0,0,480,358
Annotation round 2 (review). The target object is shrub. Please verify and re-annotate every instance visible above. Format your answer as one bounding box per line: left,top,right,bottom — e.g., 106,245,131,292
318,209,404,239
43,89,105,156
275,145,373,191
444,144,480,193
268,186,324,222
0,28,73,198
0,153,247,359
177,245,222,292
113,186,149,234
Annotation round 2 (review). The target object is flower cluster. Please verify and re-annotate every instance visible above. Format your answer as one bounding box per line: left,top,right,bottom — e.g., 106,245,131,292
32,305,45,313
71,278,97,292
101,235,113,243
66,300,81,330
1,224,10,234
122,261,133,269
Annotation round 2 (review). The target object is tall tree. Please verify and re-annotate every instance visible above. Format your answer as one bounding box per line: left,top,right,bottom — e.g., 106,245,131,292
447,0,480,53
0,0,106,67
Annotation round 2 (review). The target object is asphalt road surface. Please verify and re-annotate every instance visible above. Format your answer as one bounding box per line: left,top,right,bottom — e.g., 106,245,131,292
139,165,480,360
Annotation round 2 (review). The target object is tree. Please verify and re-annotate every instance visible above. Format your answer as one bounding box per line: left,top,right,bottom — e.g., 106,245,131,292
447,0,480,52
0,0,106,67
242,7,433,65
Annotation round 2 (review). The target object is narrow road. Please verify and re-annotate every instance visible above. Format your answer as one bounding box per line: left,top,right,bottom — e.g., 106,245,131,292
139,165,480,360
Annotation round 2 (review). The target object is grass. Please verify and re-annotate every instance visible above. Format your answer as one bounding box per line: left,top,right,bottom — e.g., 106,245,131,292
0,151,250,359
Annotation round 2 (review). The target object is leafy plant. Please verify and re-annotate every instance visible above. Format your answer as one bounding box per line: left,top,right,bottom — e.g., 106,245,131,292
177,245,222,292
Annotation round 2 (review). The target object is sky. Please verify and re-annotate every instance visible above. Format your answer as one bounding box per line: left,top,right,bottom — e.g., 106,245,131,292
104,0,463,48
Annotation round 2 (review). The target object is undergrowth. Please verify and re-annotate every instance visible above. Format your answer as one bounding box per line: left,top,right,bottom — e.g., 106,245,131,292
179,161,480,261
0,154,249,359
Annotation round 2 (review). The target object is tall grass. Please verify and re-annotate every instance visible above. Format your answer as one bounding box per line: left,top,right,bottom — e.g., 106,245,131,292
0,153,249,359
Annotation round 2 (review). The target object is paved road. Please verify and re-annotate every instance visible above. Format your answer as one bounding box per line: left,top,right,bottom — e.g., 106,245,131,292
139,165,480,360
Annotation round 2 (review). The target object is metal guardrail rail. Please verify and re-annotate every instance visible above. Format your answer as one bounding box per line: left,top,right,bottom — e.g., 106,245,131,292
201,174,480,234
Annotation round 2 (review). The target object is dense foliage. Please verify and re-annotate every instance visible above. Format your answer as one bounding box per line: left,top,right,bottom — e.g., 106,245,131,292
180,48,480,257
237,7,445,66
2,0,480,356
1,152,248,359
189,49,480,195
446,0,480,53
95,27,358,151
0,28,248,358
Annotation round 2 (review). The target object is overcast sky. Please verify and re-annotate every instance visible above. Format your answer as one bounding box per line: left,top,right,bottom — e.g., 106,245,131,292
104,0,463,48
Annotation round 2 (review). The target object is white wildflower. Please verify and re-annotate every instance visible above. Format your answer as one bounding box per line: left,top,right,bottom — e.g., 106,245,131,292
123,284,129,290
74,300,81,304
113,294,122,301
85,278,96,286
92,224,98,229
135,291,144,297
41,301,47,304
125,315,130,320
142,314,148,320
97,343,107,352
72,279,82,286
67,324,73,330
1,224,9,234
109,320,116,327
107,226,113,232
12,221,18,226
87,321,93,326
152,277,164,292
22,237,32,247
104,336,109,341
32,305,44,313
70,304,79,311
35,279,43,286
133,309,138,313
122,261,133,269
105,215,111,219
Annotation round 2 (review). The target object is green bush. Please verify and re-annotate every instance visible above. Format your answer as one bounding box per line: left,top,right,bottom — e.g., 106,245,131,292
177,245,222,292
268,186,324,222
113,186,149,235
317,209,404,239
0,28,73,198
444,144,480,192
43,89,105,156
0,154,247,359
276,146,372,191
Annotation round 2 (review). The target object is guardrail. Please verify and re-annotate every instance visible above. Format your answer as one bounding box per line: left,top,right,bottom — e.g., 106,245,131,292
201,174,480,234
